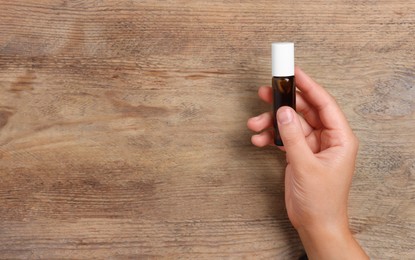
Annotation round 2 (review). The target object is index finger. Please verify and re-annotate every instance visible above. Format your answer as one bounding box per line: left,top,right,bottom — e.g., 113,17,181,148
295,66,351,131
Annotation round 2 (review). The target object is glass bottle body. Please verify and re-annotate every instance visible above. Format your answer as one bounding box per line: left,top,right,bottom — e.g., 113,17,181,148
272,76,296,146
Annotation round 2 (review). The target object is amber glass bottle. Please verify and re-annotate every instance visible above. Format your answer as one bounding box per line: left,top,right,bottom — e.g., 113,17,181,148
272,43,295,146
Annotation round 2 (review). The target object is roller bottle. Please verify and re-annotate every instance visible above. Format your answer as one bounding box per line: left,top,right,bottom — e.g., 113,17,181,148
272,42,296,146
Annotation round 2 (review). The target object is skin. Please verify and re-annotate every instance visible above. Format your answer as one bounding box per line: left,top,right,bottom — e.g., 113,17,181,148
247,67,369,260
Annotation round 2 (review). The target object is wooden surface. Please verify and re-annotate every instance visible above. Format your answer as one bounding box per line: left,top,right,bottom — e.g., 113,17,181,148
0,0,414,259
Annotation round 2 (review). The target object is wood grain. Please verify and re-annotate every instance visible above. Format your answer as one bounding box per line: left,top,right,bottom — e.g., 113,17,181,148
0,0,414,259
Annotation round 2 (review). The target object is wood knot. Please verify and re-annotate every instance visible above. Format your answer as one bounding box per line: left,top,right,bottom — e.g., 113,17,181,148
0,107,14,129
10,70,37,93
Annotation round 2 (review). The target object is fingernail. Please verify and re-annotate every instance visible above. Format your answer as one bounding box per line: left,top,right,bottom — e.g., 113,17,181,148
278,108,293,125
252,114,262,121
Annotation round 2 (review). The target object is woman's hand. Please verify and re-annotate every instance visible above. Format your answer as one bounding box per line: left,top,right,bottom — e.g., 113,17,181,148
247,67,368,259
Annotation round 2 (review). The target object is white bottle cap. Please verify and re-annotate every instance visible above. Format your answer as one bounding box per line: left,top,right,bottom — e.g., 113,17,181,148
272,42,294,77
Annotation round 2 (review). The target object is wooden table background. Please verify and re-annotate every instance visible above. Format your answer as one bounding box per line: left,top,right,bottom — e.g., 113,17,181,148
0,0,414,259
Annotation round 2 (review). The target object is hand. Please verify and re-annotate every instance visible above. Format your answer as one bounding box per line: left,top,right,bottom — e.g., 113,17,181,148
247,67,368,259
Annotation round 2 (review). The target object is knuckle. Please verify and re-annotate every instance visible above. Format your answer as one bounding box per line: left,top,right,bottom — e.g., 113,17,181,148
353,134,360,150
347,133,359,152
283,134,302,147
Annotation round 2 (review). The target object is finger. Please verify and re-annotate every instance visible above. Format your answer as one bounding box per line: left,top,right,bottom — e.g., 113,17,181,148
251,130,274,147
257,86,320,135
295,66,351,131
258,87,316,134
247,112,273,132
247,110,314,143
258,86,272,104
298,114,314,137
305,130,321,154
277,106,314,165
296,92,323,129
279,118,320,153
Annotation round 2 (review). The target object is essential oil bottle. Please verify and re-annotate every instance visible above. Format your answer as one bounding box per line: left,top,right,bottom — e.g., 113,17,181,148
272,42,296,146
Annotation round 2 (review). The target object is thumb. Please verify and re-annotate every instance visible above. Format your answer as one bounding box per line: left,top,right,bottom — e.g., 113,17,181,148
277,107,314,164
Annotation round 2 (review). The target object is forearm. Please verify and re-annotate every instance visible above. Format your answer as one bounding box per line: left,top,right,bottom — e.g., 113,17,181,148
298,224,369,260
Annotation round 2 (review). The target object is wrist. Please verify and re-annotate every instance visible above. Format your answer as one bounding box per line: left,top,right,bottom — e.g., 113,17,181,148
297,219,351,241
297,223,368,260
